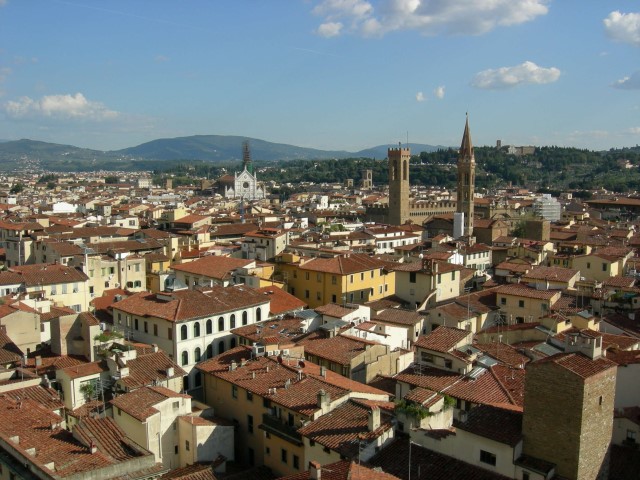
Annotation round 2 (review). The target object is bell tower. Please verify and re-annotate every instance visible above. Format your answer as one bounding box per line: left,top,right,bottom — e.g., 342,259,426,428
388,143,410,226
457,115,475,237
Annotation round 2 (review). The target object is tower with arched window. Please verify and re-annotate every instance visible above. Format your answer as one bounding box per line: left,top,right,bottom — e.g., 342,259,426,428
387,144,411,226
457,114,475,237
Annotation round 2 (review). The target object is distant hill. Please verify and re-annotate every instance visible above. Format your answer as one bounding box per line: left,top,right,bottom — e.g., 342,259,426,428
0,135,442,170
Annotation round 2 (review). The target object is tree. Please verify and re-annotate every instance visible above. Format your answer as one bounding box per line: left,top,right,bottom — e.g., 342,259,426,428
9,183,24,194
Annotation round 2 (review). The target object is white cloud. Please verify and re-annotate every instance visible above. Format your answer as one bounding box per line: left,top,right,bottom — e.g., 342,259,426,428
415,91,426,102
604,11,640,46
316,21,343,37
627,127,640,135
311,0,548,37
612,71,640,90
4,93,119,120
471,61,560,89
433,85,445,99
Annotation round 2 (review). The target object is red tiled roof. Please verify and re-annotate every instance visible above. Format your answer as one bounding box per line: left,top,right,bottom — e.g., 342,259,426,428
453,404,522,446
256,286,307,315
297,399,394,457
171,255,253,279
112,285,269,322
299,253,394,275
110,386,189,421
532,352,617,378
0,262,88,286
414,326,471,353
279,460,400,480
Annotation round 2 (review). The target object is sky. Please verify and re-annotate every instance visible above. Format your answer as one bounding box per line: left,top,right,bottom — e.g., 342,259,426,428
0,0,638,153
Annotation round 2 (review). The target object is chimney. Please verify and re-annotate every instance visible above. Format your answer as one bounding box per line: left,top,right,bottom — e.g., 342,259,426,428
152,344,159,353
309,460,321,480
166,366,174,377
368,405,381,431
317,389,330,414
320,366,326,377
230,360,237,371
89,441,98,454
35,356,42,367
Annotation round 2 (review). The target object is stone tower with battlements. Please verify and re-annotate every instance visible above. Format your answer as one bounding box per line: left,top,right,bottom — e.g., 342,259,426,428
457,115,475,237
387,144,410,226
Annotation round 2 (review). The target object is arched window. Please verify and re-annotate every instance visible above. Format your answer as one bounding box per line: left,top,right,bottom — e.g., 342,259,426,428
218,341,225,355
193,322,201,337
230,338,237,349
206,344,213,359
181,351,189,366
230,314,236,329
206,319,212,335
218,317,224,332
256,308,262,323
180,325,188,340
242,311,248,325
194,347,201,362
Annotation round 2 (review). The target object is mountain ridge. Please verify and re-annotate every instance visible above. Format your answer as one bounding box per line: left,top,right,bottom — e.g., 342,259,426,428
0,135,444,169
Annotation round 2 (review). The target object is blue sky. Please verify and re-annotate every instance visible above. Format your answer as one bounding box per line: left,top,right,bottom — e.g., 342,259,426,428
0,0,638,152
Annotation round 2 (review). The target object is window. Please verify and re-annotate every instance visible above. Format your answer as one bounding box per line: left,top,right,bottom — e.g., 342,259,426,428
444,359,452,369
173,401,180,409
522,473,530,480
281,448,288,464
248,414,254,434
317,273,322,282
257,308,262,322
232,385,238,398
293,454,300,470
627,429,637,442
51,285,57,295
153,324,158,336
265,446,271,455
409,272,416,283
181,325,187,340
437,274,442,284
480,450,496,466
305,272,309,280
317,291,322,301
518,300,525,308
144,321,148,333
242,311,248,325
194,322,201,337
421,352,434,363
500,297,506,305
194,347,201,362
174,446,178,454
168,327,172,340
332,294,337,302
206,319,212,334
230,314,236,329
350,275,354,284
134,318,139,330
331,275,337,285
247,390,253,401
360,272,364,281
62,284,67,294
185,440,190,451
323,447,331,454
587,262,591,269
218,340,225,354
206,344,213,358
181,351,189,366
305,290,310,299
602,263,607,272
218,317,224,332
452,271,456,280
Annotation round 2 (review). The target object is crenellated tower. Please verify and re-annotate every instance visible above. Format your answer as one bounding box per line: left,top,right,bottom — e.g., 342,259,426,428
457,115,475,237
387,143,410,226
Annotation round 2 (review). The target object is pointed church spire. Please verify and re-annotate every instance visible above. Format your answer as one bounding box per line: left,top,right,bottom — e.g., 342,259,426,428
460,113,473,159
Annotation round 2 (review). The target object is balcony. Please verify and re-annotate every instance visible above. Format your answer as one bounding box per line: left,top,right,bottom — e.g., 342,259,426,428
260,413,303,446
